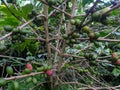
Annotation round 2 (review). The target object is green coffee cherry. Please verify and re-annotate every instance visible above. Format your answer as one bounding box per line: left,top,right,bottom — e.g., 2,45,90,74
0,78,7,86
6,66,14,75
13,81,19,90
26,77,32,84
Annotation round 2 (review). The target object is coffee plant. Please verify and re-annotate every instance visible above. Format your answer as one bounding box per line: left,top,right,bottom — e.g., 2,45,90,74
0,0,120,90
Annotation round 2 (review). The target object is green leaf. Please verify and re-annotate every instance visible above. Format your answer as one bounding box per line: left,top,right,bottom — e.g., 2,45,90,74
111,9,119,16
21,4,33,19
8,82,14,90
0,17,19,26
0,5,12,16
112,68,120,77
13,42,26,53
99,30,112,37
9,5,22,17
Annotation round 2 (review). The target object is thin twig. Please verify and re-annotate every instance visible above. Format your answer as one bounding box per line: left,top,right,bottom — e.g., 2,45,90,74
54,13,64,62
77,38,120,42
0,32,12,41
102,25,120,39
50,44,60,53
40,0,72,18
26,37,46,42
48,0,69,17
0,55,28,61
57,0,77,72
44,4,51,65
5,72,44,81
18,14,46,29
50,37,120,42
